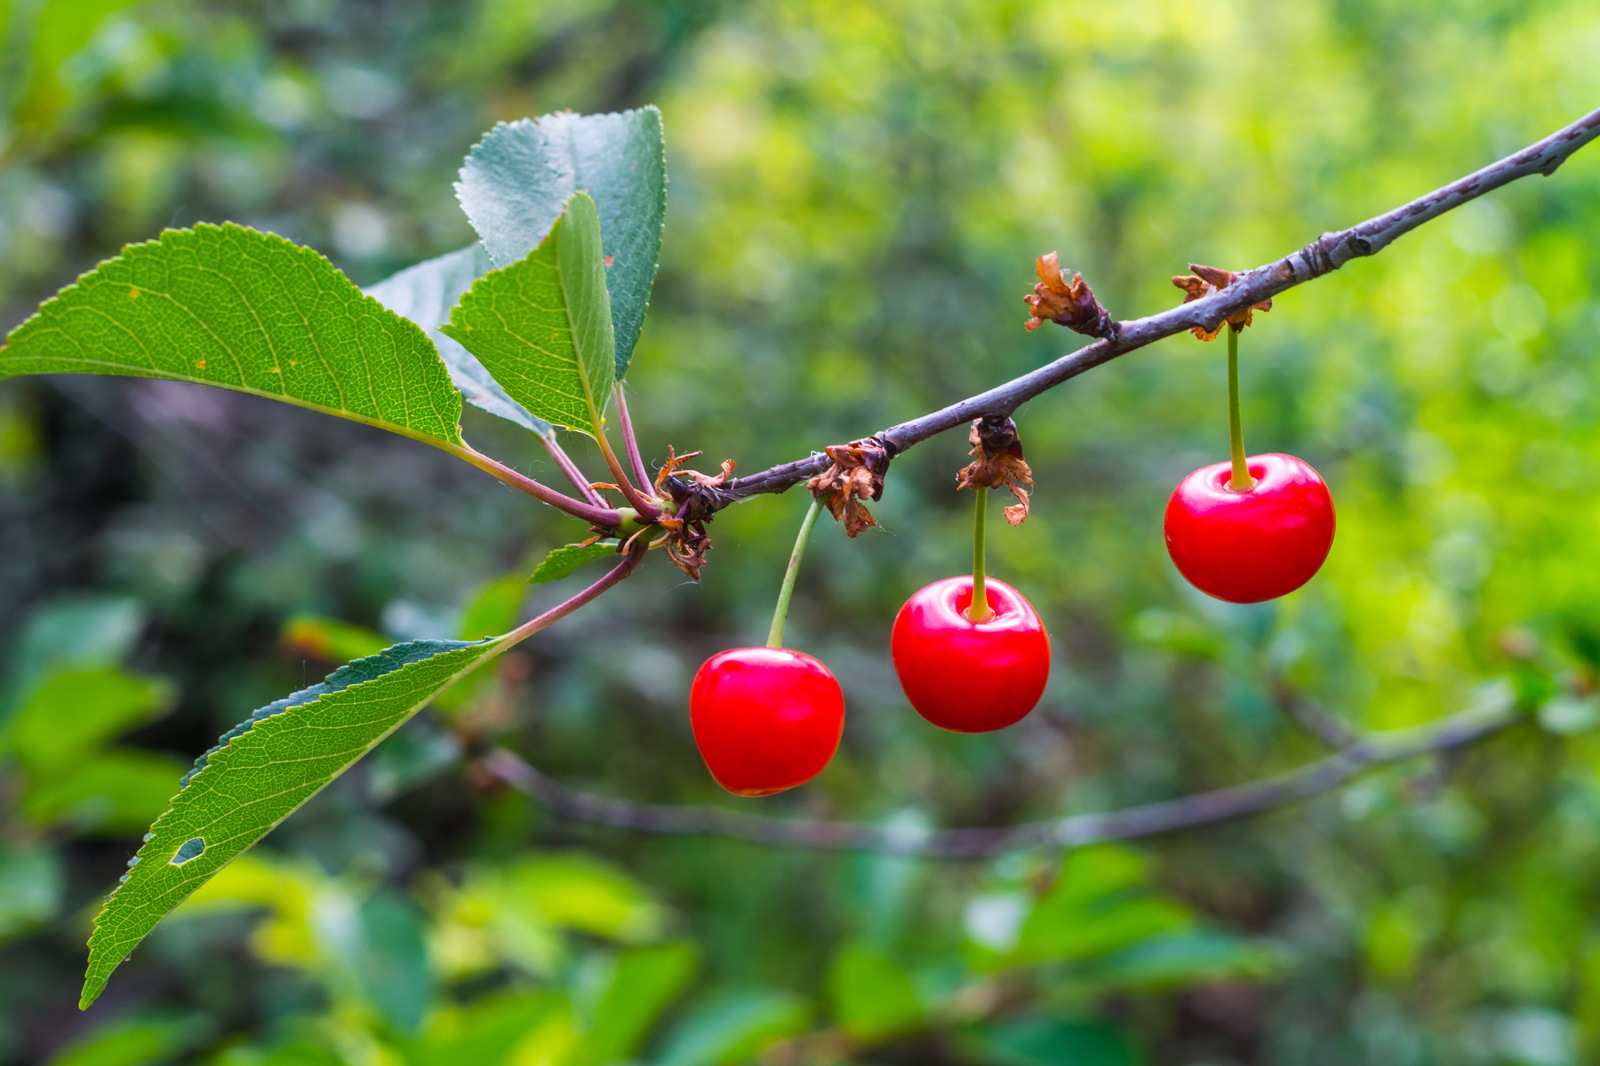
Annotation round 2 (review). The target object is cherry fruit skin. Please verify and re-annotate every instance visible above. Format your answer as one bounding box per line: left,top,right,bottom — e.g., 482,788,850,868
891,576,1051,733
690,647,844,797
1164,452,1335,604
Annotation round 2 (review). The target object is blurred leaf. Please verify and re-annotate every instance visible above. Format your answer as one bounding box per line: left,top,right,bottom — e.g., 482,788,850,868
43,1015,201,1066
513,853,665,942
23,747,188,833
367,243,549,434
9,0,147,139
82,636,510,1008
456,107,665,376
1005,847,1194,967
962,1016,1142,1066
458,573,528,640
1064,931,1286,993
5,664,175,770
6,594,145,699
366,722,460,802
0,842,63,939
402,991,570,1066
654,989,810,1066
585,942,700,1063
280,615,389,665
441,193,616,440
172,854,321,968
826,940,924,1042
529,542,619,585
1,225,465,448
350,890,434,1035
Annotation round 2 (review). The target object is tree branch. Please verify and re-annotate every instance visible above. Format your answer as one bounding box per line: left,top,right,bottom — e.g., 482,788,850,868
708,106,1600,507
480,689,1522,858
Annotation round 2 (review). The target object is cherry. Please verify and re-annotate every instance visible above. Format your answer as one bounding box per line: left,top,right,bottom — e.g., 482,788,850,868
1164,452,1335,604
891,576,1051,733
690,647,844,797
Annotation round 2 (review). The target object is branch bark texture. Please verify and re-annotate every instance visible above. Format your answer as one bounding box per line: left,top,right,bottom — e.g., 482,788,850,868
482,691,1521,858
710,106,1600,506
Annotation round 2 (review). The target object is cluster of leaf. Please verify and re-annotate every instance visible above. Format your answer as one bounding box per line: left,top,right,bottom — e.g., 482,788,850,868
0,106,671,1008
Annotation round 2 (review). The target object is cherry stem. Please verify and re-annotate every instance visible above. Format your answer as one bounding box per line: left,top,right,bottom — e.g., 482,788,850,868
539,432,607,507
767,496,824,649
615,388,654,496
968,486,994,623
505,540,648,645
595,420,661,520
1226,326,1255,492
450,441,622,527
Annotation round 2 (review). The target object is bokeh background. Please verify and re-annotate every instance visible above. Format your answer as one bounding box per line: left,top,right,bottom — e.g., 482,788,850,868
2,1,1600,1063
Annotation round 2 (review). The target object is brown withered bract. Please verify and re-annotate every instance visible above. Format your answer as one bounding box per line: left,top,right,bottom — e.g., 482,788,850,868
807,439,890,537
1171,264,1272,340
1023,252,1115,337
956,416,1033,526
652,445,736,580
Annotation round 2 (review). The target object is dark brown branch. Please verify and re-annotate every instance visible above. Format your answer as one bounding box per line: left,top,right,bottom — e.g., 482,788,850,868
707,106,1600,507
481,692,1521,858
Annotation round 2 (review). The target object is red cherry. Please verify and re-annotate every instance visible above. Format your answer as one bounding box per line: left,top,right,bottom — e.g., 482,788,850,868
891,576,1051,733
1164,452,1336,604
689,647,844,797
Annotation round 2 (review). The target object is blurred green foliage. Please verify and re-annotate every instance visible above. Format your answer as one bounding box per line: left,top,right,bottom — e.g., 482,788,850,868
1,0,1599,1063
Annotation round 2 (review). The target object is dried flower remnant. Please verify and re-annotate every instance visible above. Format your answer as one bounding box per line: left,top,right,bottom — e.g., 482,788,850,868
1023,252,1115,337
1171,264,1273,340
807,439,890,537
653,446,737,580
956,416,1033,525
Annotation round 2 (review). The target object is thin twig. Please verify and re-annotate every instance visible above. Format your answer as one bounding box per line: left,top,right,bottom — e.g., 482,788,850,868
615,387,654,493
505,539,648,644
1272,681,1361,748
448,440,622,527
538,432,608,507
711,107,1600,506
481,691,1521,858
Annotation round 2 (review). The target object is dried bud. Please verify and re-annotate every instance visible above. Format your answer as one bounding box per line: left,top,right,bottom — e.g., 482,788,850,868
1171,264,1272,340
1023,252,1115,337
808,438,890,537
652,445,736,580
956,416,1033,525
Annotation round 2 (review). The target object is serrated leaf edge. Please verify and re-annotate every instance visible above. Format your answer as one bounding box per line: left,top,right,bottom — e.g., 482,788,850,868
3,222,467,449
79,636,505,1009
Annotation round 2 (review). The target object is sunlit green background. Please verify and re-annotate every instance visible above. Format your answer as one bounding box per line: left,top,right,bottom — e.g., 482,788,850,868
2,1,1599,1063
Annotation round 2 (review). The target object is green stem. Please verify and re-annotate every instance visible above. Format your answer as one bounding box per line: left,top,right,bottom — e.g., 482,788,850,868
969,486,993,623
1226,326,1255,492
767,497,824,649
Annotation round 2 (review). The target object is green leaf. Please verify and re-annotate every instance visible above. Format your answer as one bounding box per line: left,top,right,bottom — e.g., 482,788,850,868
962,1017,1142,1066
456,107,665,377
80,636,511,1009
402,992,571,1066
529,542,620,584
1,223,465,449
826,941,925,1041
441,193,616,439
0,843,63,941
366,243,550,434
349,890,435,1034
23,748,190,834
42,1015,204,1066
656,989,810,1066
586,942,700,1062
280,614,389,664
5,665,176,771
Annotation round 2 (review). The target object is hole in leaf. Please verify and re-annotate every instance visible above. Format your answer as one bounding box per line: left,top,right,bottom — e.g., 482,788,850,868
170,838,206,866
